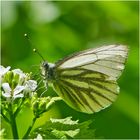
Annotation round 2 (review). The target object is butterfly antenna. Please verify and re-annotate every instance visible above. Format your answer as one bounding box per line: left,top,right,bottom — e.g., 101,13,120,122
33,48,45,61
24,33,45,61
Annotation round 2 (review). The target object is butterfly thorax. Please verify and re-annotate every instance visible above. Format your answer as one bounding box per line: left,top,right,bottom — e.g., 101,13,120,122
40,62,56,85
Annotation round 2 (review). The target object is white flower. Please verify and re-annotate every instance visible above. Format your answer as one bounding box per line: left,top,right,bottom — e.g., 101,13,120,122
2,83,25,99
25,80,37,92
0,65,11,76
2,83,11,98
12,69,27,79
1,65,38,100
12,69,28,84
0,65,11,81
14,85,25,99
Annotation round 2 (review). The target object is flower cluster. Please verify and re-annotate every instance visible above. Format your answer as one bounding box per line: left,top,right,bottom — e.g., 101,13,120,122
0,65,37,101
0,65,64,140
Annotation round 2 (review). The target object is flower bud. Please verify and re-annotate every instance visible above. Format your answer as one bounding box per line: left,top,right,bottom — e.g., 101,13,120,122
3,71,12,83
3,71,13,87
7,71,14,82
11,79,18,90
32,100,39,111
39,98,47,111
14,73,19,83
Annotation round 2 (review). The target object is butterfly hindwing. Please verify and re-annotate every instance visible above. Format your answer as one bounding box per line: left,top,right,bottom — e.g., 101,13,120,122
53,68,119,113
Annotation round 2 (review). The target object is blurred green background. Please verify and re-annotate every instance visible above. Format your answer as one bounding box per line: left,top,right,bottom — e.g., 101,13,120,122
1,1,139,139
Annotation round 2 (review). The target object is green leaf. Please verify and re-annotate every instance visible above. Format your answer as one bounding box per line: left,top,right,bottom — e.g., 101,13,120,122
50,116,78,125
75,121,96,139
30,117,98,139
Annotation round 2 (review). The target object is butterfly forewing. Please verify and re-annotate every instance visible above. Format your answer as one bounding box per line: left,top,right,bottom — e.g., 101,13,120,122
52,45,128,114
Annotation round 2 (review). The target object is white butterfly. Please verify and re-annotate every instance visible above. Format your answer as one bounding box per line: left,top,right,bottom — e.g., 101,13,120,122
40,45,128,114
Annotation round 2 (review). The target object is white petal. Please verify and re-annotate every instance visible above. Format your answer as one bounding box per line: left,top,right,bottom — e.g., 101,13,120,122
2,92,11,98
14,85,25,95
25,80,37,91
14,93,24,99
12,69,26,78
2,83,11,93
0,65,11,76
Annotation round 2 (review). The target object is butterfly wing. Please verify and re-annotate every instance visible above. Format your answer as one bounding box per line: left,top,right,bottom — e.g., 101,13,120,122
53,45,128,113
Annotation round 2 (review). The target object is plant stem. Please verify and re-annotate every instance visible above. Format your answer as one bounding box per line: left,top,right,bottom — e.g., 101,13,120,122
22,116,37,139
1,111,11,124
14,98,25,117
9,106,19,139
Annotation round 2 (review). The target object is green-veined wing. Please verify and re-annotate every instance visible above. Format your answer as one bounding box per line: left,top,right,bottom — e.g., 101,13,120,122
52,45,128,114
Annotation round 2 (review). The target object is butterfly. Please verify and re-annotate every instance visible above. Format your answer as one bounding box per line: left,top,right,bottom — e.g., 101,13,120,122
40,44,128,114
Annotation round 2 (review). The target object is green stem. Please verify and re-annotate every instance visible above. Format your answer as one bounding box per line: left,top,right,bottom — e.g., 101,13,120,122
22,116,37,139
1,111,11,124
9,106,19,139
14,98,25,117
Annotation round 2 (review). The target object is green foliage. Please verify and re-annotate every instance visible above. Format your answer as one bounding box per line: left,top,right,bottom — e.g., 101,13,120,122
31,117,96,139
74,120,96,139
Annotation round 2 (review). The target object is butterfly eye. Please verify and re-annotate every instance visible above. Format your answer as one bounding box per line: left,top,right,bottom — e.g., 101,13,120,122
42,62,49,69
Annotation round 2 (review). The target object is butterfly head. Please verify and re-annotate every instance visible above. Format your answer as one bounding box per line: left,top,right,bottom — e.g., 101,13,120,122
40,61,55,83
40,61,49,77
